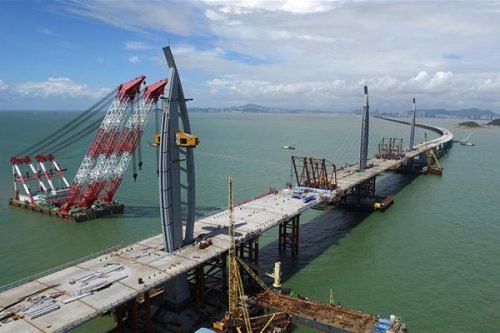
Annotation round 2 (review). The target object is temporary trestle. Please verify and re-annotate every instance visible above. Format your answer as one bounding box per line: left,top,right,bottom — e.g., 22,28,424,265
238,237,261,289
113,290,159,333
238,237,260,265
291,156,337,190
188,255,228,306
376,137,404,160
279,215,300,256
341,176,376,205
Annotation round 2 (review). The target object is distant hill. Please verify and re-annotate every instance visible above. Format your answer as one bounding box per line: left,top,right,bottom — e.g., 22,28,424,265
416,108,498,120
487,118,500,126
190,104,333,114
457,121,481,128
190,104,500,119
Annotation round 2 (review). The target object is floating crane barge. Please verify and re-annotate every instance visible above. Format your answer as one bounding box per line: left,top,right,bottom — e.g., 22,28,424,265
8,77,168,222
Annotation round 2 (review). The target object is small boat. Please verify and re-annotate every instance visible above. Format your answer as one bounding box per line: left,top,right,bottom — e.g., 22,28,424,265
282,145,296,150
459,133,475,146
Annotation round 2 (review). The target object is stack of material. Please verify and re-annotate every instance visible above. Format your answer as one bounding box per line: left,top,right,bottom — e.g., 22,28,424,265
64,263,128,304
23,295,60,319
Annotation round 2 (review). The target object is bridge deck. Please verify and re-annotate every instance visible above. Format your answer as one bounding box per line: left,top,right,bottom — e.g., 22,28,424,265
0,125,453,333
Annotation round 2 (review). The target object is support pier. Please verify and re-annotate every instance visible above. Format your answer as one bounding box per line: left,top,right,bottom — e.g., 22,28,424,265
279,215,300,256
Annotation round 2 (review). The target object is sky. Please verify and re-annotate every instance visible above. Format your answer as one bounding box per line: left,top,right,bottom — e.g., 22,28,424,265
1,0,500,112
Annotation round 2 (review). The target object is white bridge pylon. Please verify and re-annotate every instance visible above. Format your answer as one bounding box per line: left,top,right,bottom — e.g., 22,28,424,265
159,46,196,253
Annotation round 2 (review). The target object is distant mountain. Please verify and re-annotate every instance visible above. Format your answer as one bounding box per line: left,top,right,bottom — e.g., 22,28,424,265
417,108,498,120
190,104,499,119
382,108,498,120
487,118,500,126
190,104,333,113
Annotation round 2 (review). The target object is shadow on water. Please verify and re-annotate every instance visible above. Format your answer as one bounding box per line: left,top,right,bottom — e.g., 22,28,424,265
257,173,419,281
114,173,419,281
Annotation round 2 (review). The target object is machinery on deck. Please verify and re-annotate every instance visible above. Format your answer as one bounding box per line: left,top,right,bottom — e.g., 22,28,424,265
10,154,69,206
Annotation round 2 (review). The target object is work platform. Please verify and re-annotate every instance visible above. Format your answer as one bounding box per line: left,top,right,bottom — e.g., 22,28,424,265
0,125,453,333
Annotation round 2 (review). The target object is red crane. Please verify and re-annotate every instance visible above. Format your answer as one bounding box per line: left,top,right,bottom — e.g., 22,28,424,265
60,76,146,215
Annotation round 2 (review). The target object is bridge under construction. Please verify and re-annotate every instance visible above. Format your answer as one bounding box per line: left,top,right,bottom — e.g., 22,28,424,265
0,46,453,333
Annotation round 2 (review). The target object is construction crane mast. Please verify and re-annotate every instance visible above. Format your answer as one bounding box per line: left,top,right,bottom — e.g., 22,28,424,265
214,177,290,333
227,177,239,317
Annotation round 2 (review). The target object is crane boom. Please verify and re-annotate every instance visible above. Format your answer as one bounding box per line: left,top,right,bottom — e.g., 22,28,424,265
100,79,167,203
60,76,145,214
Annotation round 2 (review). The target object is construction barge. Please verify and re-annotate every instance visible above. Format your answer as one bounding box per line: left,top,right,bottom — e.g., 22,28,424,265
8,198,124,222
8,77,169,222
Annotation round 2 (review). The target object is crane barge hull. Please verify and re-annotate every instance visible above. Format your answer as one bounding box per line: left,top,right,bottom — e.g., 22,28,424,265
8,197,124,222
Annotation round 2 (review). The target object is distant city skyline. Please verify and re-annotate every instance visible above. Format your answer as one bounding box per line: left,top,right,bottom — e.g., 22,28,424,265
1,1,500,112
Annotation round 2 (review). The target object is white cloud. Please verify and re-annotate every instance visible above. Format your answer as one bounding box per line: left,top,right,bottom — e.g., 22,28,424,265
205,71,500,110
0,80,8,91
15,77,107,99
128,56,141,64
62,0,206,36
124,41,154,50
202,0,339,15
280,0,338,14
478,76,500,92
38,27,62,37
28,1,500,111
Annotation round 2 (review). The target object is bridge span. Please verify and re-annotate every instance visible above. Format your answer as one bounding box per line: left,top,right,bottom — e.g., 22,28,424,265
1,46,454,333
0,119,452,333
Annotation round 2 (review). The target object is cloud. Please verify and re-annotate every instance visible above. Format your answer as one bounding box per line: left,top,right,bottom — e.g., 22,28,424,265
128,56,141,64
61,0,206,36
14,77,107,99
18,1,500,111
38,27,62,37
0,80,8,91
124,41,154,50
204,71,500,110
202,0,339,15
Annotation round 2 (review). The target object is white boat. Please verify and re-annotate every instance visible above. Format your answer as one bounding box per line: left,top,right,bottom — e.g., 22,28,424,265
282,145,296,150
460,133,475,146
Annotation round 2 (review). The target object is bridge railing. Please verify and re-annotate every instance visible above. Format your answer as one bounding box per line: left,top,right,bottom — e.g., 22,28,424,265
0,243,125,293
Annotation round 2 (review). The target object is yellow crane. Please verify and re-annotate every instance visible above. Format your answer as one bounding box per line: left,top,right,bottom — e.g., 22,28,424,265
426,150,443,175
213,177,289,333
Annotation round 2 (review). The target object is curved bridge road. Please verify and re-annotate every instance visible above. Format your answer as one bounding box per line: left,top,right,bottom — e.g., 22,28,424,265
0,120,453,333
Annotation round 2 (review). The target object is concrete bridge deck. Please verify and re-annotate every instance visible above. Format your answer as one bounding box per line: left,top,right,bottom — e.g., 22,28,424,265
0,122,453,333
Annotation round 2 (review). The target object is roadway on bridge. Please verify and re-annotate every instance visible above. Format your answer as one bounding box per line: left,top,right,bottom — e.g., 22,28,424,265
0,124,453,333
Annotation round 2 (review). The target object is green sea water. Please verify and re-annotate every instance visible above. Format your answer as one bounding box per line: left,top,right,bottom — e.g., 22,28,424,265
0,111,499,332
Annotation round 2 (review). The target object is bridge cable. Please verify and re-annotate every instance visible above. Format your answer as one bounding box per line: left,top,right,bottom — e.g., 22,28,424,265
15,88,117,157
42,118,103,155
